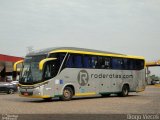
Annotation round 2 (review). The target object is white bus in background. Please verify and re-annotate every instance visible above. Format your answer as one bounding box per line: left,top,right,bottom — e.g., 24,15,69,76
14,47,146,101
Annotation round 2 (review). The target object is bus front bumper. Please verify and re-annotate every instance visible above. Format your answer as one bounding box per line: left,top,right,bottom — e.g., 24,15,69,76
19,86,51,99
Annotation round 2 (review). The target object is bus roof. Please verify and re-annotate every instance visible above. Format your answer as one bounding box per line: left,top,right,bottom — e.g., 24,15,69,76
26,47,144,60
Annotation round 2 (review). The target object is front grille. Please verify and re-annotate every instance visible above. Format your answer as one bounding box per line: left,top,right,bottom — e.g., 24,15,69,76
20,86,35,89
21,92,33,96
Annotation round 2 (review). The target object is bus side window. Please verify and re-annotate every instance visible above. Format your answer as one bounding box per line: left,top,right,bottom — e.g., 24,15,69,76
48,53,57,58
66,54,74,68
112,58,123,69
91,56,97,68
56,53,66,71
123,59,129,70
135,60,144,70
44,61,57,80
140,60,144,70
104,57,111,69
74,55,83,68
129,60,135,70
59,53,66,63
96,57,103,69
83,55,90,68
101,57,106,69
44,64,51,78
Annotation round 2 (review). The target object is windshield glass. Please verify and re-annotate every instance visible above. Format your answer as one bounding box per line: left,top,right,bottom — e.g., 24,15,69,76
19,55,46,85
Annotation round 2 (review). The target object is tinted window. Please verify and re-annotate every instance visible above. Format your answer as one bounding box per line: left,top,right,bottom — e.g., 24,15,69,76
112,58,123,69
135,60,144,70
48,53,57,58
103,57,111,69
65,54,83,68
66,54,74,68
123,59,144,70
59,53,66,63
83,55,91,68
123,59,130,70
43,61,58,80
64,53,144,70
74,55,83,68
96,57,103,69
90,56,97,68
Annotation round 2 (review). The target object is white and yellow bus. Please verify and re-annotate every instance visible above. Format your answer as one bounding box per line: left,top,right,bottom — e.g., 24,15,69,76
15,47,146,101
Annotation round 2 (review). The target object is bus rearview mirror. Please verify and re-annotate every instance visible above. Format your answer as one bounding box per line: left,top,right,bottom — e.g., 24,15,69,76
13,60,24,71
39,58,57,71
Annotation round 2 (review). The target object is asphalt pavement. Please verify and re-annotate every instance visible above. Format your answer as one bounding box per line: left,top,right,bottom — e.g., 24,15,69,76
0,85,159,120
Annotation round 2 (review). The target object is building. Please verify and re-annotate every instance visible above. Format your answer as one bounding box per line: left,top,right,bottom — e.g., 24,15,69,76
0,54,23,82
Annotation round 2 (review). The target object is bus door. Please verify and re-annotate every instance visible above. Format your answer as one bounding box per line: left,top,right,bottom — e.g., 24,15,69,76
42,60,59,96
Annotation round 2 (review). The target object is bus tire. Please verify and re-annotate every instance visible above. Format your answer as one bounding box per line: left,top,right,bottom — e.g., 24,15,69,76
119,85,129,97
60,87,73,101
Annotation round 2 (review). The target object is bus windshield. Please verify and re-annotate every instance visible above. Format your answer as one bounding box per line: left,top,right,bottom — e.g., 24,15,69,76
19,55,46,85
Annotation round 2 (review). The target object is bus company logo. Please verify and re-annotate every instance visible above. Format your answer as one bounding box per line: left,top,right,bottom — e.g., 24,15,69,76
77,70,89,86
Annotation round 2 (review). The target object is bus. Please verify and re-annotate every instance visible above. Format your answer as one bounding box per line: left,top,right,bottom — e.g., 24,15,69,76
14,47,146,101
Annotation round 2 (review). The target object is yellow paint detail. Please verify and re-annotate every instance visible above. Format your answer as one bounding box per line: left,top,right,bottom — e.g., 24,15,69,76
75,92,96,96
19,95,51,98
18,81,49,87
49,49,145,60
39,58,57,70
13,60,23,71
155,84,160,87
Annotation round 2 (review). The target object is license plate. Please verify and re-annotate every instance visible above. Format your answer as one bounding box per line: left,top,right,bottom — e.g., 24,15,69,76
23,92,29,96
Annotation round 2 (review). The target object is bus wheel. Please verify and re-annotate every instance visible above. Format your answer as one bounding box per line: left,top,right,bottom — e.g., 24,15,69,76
60,87,73,101
119,85,129,97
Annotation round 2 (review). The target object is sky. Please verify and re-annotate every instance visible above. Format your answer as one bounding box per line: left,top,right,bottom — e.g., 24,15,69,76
0,0,160,75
